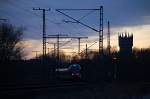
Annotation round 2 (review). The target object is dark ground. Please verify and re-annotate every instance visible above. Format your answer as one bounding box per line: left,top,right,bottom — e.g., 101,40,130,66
1,81,150,99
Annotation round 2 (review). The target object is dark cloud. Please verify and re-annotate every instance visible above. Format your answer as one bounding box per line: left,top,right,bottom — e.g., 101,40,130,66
0,0,150,39
103,0,150,27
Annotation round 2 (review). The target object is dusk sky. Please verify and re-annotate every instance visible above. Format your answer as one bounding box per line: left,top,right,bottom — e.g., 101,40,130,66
1,0,150,59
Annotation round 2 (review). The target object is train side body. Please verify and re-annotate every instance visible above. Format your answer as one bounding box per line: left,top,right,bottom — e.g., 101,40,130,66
55,64,81,80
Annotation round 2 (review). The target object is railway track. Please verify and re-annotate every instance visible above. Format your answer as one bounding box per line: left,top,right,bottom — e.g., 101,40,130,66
0,81,88,93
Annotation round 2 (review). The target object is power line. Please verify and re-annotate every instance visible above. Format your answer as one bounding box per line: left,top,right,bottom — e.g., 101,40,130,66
47,34,88,63
80,41,97,53
78,10,96,21
56,6,104,55
56,9,99,32
6,0,58,26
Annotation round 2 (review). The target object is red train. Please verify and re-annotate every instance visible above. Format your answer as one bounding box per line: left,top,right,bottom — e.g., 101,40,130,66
55,64,81,80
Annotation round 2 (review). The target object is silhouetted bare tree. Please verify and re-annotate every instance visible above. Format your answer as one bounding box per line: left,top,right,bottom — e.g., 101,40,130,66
0,23,24,60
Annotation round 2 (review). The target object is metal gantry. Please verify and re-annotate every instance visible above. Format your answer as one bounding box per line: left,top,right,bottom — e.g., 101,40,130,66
32,51,40,59
32,6,104,60
33,8,50,59
47,34,88,59
107,21,111,55
56,6,104,55
99,6,103,55
46,42,56,57
47,34,68,61
85,44,88,59
80,41,97,54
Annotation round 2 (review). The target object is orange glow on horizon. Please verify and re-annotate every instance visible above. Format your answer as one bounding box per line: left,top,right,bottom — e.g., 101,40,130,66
23,24,150,59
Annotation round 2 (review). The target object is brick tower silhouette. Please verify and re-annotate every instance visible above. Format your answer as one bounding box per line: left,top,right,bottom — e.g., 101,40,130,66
119,33,133,56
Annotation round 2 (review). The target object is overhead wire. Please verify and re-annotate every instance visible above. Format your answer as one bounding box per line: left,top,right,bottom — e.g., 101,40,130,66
6,0,60,25
0,9,40,34
78,10,96,21
2,1,100,55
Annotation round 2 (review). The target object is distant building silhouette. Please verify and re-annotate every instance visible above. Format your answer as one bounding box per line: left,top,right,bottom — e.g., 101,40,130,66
119,33,133,56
